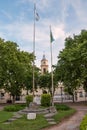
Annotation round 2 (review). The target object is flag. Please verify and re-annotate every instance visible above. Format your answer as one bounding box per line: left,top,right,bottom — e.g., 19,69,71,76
50,28,55,43
34,4,39,21
35,12,39,21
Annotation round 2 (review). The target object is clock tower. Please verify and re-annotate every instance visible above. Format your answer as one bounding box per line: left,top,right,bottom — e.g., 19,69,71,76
41,54,48,74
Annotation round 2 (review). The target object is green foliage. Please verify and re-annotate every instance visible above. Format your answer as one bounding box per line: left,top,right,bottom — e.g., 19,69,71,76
38,73,51,94
54,30,87,100
80,114,87,130
41,94,51,107
55,104,70,111
4,104,26,112
0,37,37,102
38,72,57,96
25,95,33,107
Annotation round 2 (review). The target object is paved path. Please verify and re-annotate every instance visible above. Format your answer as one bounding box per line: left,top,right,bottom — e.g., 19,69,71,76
43,103,87,130
0,105,5,111
0,104,8,111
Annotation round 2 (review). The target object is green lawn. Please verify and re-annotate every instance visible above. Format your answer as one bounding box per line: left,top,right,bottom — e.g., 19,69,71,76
0,105,76,130
54,109,76,123
0,111,13,123
0,114,49,130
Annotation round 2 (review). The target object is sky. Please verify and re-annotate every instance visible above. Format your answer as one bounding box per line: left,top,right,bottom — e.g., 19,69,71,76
0,0,87,71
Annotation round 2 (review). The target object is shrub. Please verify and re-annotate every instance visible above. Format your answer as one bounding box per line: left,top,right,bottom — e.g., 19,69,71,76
80,114,87,130
55,104,70,111
25,95,33,107
41,94,51,107
4,104,25,112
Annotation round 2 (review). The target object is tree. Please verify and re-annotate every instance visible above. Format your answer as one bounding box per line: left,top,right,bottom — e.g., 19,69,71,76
0,38,34,103
54,30,87,102
38,72,57,96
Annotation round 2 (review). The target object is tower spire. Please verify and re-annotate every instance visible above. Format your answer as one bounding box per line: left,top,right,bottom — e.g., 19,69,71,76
41,54,48,74
42,54,46,60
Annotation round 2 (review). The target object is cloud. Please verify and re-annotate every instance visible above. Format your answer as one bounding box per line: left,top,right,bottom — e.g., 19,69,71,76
70,0,87,22
1,0,87,69
53,24,66,39
0,15,67,66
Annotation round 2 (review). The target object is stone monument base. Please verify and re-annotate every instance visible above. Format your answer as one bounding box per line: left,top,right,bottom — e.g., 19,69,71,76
27,113,36,120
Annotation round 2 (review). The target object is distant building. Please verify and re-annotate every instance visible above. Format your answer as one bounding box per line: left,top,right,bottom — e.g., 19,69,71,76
0,54,87,103
41,54,48,74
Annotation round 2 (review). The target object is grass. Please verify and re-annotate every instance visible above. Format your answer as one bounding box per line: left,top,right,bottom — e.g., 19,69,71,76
54,109,76,123
0,114,49,130
0,104,76,130
80,114,87,130
0,111,13,123
55,103,70,111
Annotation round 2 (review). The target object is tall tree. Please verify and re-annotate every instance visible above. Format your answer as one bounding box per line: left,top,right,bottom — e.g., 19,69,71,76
0,38,34,102
55,30,87,102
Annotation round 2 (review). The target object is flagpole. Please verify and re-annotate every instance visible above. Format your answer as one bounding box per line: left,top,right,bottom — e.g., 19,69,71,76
50,26,54,106
32,3,36,97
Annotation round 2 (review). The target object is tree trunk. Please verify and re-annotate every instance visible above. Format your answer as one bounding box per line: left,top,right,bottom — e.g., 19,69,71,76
26,89,28,95
72,93,75,103
12,95,15,104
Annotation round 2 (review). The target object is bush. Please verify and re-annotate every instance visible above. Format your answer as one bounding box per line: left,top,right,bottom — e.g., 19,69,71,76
41,94,51,107
55,104,70,111
25,95,33,107
4,104,25,112
80,115,87,130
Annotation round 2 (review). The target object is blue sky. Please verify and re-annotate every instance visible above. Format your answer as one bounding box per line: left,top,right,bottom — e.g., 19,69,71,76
0,0,87,70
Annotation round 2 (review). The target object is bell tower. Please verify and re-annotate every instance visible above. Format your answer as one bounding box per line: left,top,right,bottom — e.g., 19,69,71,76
41,54,48,74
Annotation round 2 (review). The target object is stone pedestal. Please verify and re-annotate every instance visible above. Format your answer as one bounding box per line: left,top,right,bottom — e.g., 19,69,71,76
49,106,57,113
29,102,38,110
27,113,36,120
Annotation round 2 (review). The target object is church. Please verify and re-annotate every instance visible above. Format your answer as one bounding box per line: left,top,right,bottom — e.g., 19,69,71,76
0,54,87,103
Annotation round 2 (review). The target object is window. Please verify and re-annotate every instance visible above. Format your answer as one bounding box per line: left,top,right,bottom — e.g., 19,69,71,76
0,92,4,99
79,92,83,97
85,92,87,97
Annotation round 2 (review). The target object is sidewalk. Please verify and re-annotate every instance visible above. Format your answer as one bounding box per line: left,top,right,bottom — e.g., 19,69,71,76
0,104,6,111
42,103,87,130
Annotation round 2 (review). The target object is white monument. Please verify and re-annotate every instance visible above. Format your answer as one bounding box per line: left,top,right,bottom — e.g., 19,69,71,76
27,113,36,120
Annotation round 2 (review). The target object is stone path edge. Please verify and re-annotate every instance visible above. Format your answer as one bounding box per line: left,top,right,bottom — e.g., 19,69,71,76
41,109,77,130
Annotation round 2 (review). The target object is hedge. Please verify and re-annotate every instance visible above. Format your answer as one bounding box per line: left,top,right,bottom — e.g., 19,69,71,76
25,95,33,107
41,94,51,107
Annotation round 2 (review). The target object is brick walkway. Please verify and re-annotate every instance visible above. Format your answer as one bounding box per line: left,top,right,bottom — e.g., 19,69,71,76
42,103,87,130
